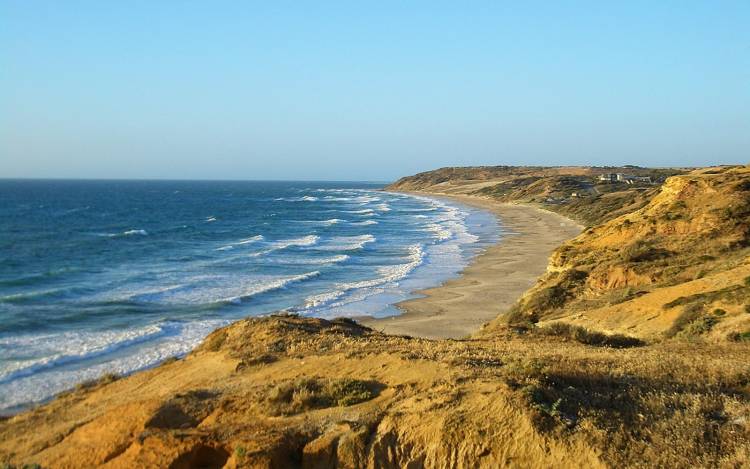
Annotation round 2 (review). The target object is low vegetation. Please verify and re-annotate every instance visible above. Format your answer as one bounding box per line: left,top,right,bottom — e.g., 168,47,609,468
535,322,644,348
501,338,750,467
266,377,378,415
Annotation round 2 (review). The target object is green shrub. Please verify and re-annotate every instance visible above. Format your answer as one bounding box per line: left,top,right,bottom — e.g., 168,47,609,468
523,270,589,317
204,330,227,352
325,378,375,406
504,304,535,326
728,331,750,342
266,377,378,415
620,240,670,263
665,303,705,338
526,286,567,312
678,316,720,338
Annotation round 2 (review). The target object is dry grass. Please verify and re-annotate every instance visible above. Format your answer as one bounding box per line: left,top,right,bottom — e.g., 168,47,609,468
492,332,750,468
2,315,750,468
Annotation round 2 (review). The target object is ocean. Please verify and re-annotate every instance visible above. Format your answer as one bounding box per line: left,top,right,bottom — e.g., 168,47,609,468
0,180,499,412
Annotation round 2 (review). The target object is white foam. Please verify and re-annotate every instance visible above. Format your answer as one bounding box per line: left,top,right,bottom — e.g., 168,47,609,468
126,270,320,306
237,235,264,245
350,220,378,226
300,218,343,226
0,323,167,383
275,196,319,202
220,271,320,304
304,290,346,308
427,223,453,241
0,287,70,303
314,234,376,251
216,234,265,251
303,244,424,311
343,208,376,215
108,229,148,237
354,196,380,204
0,319,228,412
205,217,217,222
250,235,320,257
272,255,350,265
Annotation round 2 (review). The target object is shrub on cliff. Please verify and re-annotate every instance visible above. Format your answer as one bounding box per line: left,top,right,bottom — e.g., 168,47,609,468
267,377,378,415
538,323,644,348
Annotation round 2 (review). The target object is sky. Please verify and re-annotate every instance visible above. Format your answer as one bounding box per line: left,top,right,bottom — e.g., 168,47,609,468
1,1,748,181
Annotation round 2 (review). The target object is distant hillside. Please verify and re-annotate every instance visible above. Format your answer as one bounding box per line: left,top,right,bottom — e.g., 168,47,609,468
485,165,750,340
387,165,685,226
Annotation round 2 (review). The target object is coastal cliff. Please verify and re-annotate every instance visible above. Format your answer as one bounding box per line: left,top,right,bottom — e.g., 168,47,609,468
487,166,750,340
2,166,750,468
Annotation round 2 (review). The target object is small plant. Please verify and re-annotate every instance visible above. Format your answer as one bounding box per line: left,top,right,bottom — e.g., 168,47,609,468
234,446,246,460
204,330,227,352
666,303,706,338
678,316,720,338
537,323,644,348
74,372,119,392
527,286,567,312
620,240,670,263
713,308,727,316
266,377,378,415
728,331,750,342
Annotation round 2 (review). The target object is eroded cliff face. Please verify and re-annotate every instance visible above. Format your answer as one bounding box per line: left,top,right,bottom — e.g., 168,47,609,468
493,166,750,340
3,314,750,469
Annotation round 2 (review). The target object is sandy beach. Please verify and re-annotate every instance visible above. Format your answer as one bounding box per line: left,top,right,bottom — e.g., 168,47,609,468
360,194,583,339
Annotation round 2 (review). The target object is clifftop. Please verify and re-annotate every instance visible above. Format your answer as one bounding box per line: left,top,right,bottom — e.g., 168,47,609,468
3,314,749,468
386,165,686,226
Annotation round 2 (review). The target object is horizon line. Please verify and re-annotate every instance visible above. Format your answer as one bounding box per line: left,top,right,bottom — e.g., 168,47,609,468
0,177,395,184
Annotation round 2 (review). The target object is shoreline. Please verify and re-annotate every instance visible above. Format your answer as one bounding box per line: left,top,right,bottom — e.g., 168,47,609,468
360,192,582,339
0,191,580,416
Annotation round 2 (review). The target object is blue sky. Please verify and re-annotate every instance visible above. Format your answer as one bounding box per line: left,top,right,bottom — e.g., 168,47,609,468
1,1,748,181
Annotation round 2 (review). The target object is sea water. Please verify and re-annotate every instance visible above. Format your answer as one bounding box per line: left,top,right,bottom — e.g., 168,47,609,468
0,180,499,412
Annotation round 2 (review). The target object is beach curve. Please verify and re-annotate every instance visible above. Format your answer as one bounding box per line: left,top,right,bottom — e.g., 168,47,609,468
360,193,583,339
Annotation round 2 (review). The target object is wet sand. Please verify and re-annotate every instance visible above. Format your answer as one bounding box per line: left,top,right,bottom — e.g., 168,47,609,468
360,194,582,339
